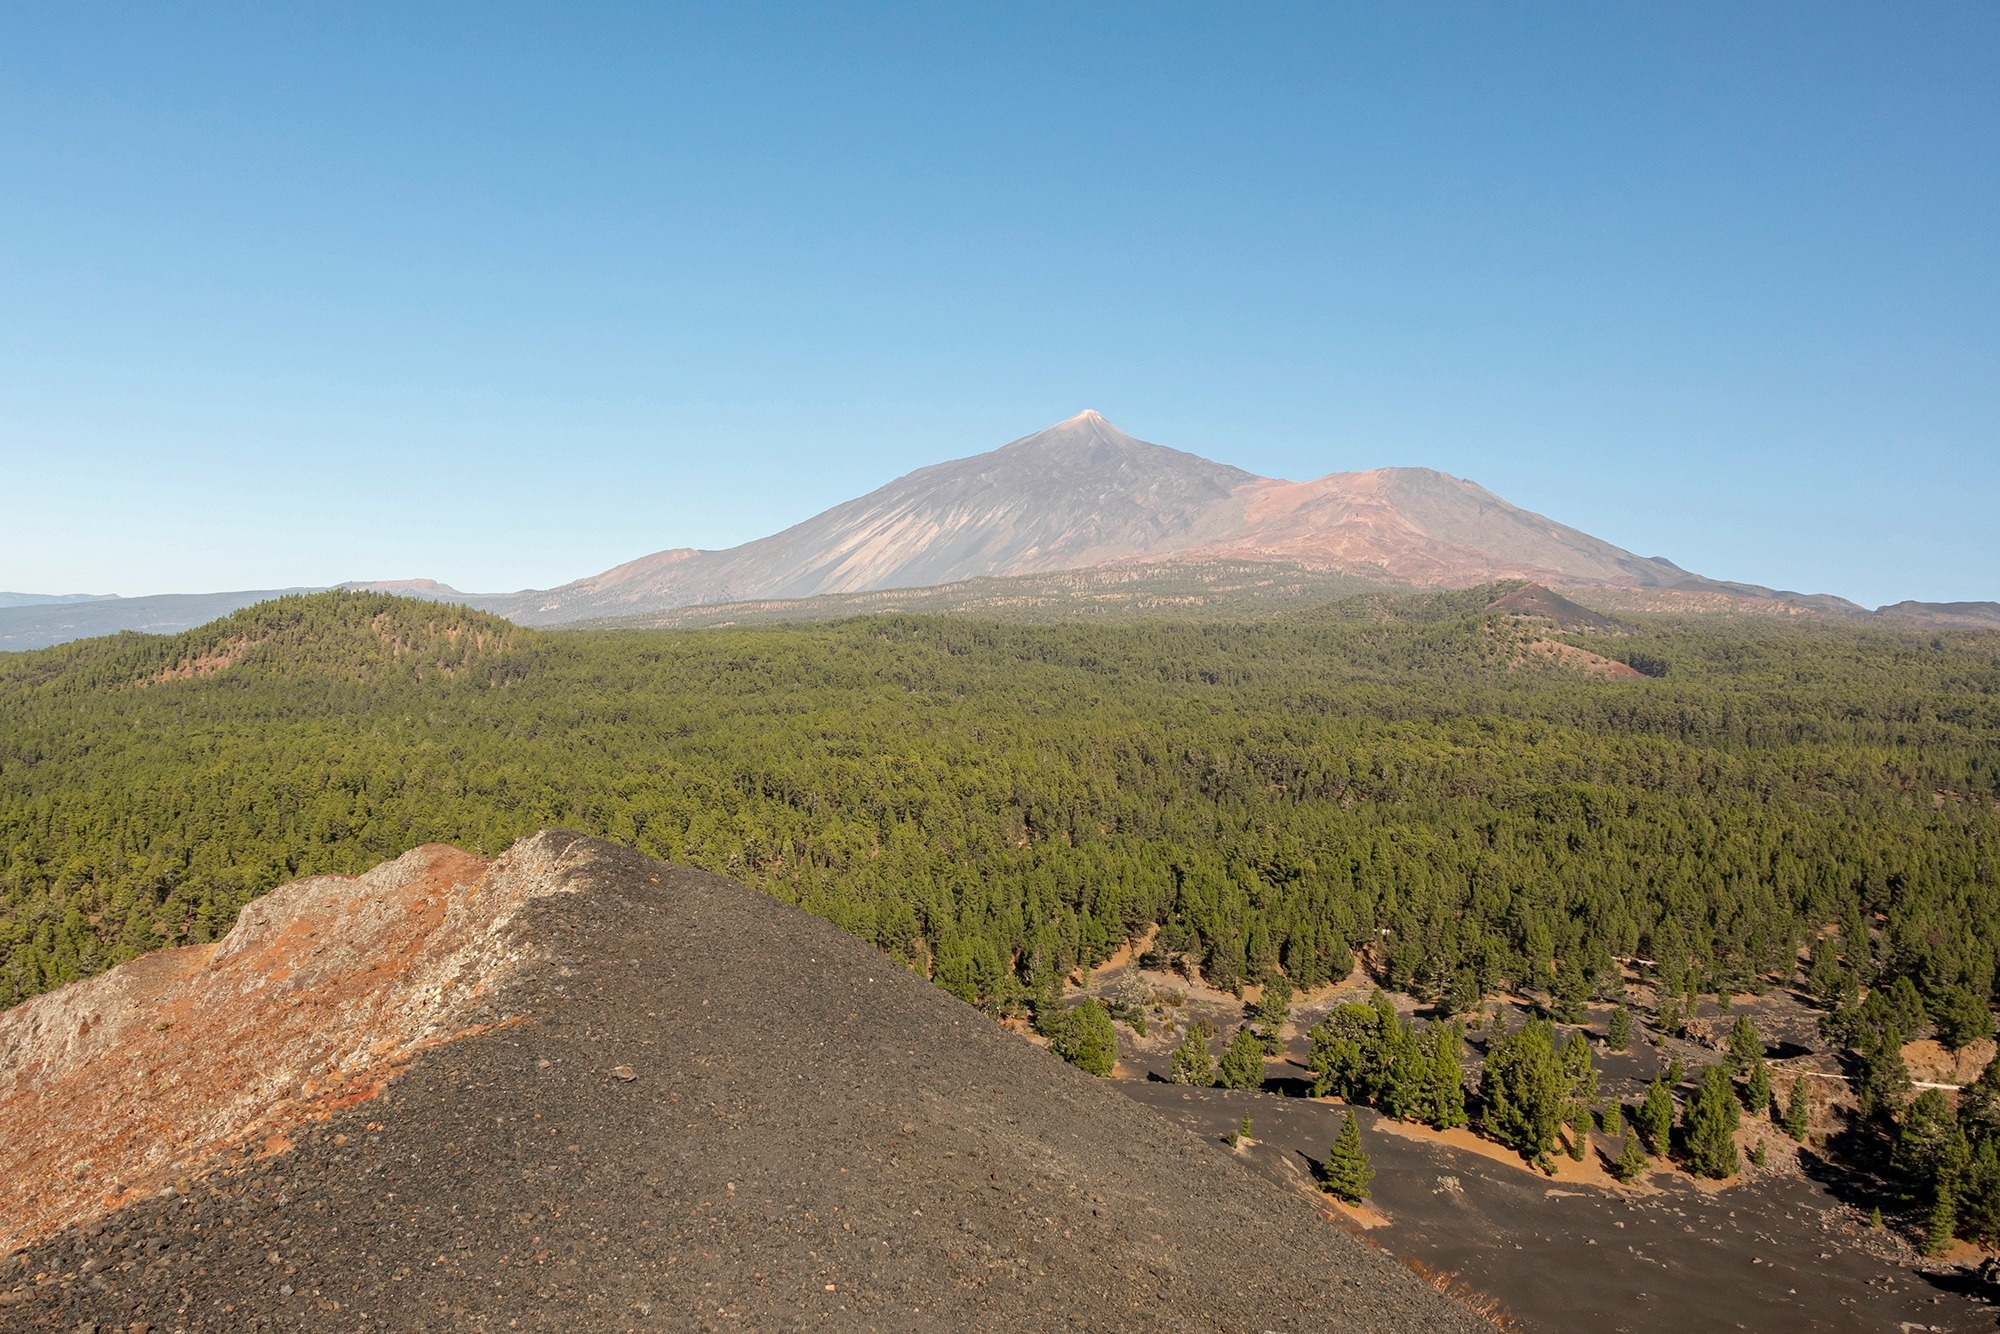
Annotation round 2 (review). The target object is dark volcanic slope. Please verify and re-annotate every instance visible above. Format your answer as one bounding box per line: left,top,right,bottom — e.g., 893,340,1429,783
1,834,1483,1332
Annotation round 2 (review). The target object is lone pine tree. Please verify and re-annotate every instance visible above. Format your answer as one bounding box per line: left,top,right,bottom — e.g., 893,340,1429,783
1171,1022,1215,1087
1744,1056,1773,1116
1612,1129,1648,1183
1047,999,1117,1076
1639,1077,1675,1154
1320,1110,1374,1203
1727,1015,1763,1076
1683,1064,1742,1179
1217,1025,1267,1092
1607,1006,1633,1052
1782,1077,1812,1140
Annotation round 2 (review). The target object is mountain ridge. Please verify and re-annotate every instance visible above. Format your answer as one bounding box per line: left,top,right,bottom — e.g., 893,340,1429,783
12,410,1981,647
0,831,1485,1331
467,411,1861,627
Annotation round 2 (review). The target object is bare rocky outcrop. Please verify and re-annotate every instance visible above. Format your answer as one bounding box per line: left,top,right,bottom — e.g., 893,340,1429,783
0,834,591,1253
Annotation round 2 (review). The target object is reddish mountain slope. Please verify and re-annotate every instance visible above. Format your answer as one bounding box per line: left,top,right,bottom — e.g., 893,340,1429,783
469,412,1848,625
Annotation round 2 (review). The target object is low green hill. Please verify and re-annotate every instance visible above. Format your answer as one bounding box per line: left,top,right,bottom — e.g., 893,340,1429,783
2,589,1996,1045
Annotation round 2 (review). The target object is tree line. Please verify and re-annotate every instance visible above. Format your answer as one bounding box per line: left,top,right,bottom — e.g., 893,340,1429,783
1,589,1996,1239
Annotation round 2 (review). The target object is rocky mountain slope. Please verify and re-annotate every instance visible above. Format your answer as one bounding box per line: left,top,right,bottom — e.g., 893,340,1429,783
481,412,1263,625
0,832,1485,1332
469,411,1854,626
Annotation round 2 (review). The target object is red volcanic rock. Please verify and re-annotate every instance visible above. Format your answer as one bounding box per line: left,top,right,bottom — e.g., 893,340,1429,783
0,837,585,1252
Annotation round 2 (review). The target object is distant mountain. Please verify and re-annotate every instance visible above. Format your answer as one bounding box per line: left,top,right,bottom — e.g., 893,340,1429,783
0,591,117,609
14,411,1974,650
0,590,317,651
480,411,1261,624
1876,600,2000,629
472,411,1858,626
338,578,470,599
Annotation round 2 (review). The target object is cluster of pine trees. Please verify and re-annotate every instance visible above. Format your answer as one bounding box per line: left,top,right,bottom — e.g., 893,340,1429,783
1,589,1997,1238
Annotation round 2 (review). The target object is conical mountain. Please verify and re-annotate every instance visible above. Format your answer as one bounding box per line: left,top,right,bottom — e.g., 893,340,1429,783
487,411,1260,624
447,410,1857,624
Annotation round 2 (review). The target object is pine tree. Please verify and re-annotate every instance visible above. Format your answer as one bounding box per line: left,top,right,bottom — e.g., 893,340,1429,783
1320,1110,1374,1203
1417,1020,1468,1130
1254,974,1294,1054
1607,1006,1633,1052
1957,1139,2000,1249
1656,994,1683,1038
1217,1024,1267,1091
1683,1064,1742,1178
1744,1057,1772,1116
1558,1028,1597,1162
1171,1022,1215,1087
1958,1055,2000,1143
1727,1015,1762,1076
1480,1020,1564,1165
1612,1130,1648,1183
1859,1025,1912,1119
1640,1077,1675,1154
1377,1014,1429,1120
1601,1099,1623,1138
1048,998,1117,1076
1925,1186,1957,1257
1782,1077,1811,1141
1894,1089,1970,1196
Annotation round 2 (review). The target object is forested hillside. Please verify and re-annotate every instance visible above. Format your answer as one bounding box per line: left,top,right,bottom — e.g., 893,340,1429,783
3,589,1997,1038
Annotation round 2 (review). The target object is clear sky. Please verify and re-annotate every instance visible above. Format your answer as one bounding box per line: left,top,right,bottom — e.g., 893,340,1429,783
2,4,1994,605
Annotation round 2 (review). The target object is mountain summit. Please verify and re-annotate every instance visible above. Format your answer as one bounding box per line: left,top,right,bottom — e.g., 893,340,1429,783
477,411,1836,625
486,411,1260,624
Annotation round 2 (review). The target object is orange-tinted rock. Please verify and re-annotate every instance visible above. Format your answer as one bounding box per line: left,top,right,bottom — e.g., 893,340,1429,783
0,834,585,1251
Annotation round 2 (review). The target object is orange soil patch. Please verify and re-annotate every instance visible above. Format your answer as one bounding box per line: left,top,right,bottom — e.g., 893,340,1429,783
1364,1109,1638,1193
1085,924,1159,980
1518,638,1647,680
1904,1037,1994,1088
0,834,587,1253
1328,1197,1392,1230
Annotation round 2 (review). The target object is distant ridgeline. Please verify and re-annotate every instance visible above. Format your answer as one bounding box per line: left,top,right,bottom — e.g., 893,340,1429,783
0,590,1995,1071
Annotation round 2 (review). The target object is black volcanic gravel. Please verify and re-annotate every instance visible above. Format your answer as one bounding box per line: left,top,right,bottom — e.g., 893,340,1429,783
0,834,1486,1331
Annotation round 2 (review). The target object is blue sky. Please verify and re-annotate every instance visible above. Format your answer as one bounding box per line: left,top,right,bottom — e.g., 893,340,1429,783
2,4,1994,605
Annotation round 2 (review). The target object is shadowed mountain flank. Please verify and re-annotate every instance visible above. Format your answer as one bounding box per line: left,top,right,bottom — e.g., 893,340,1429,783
0,833,1486,1332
